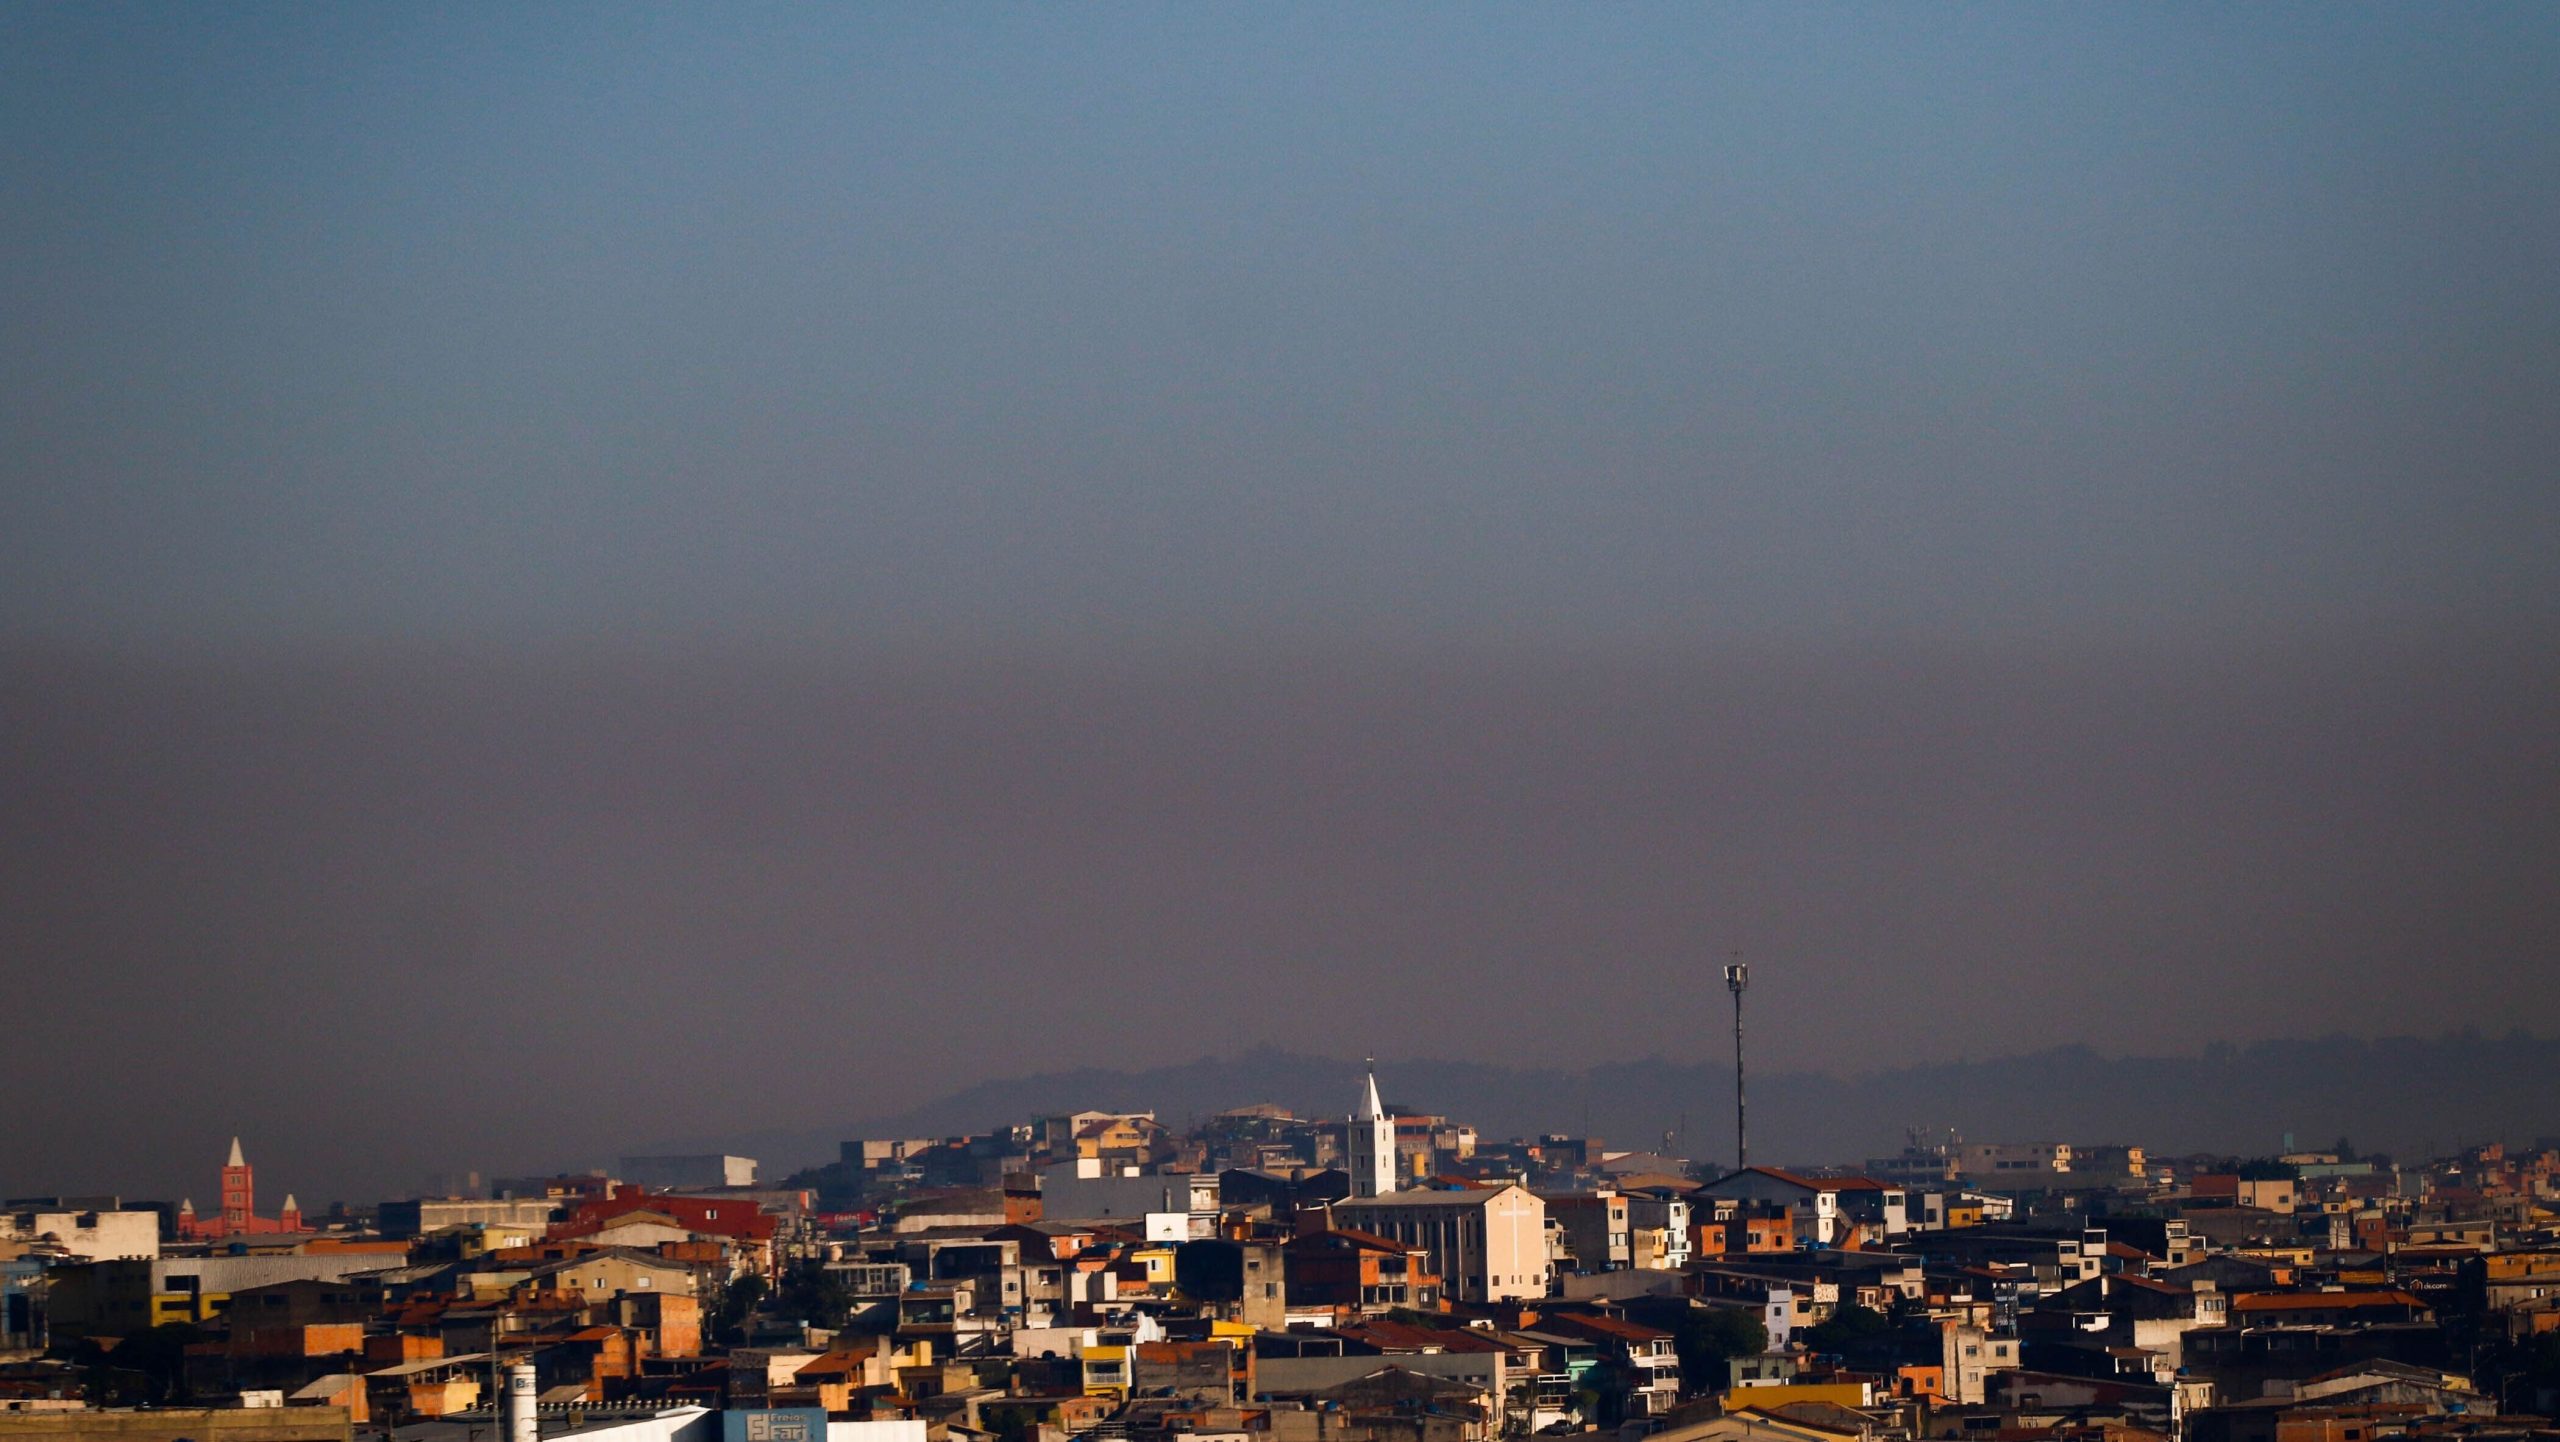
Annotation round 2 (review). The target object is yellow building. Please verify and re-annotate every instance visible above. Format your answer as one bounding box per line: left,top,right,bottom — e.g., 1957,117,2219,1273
1075,1115,1167,1163
1083,1344,1130,1398
1722,1382,1876,1409
1125,1248,1176,1287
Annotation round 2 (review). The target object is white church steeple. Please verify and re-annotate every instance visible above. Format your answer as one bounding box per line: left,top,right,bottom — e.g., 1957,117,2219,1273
1350,1058,1396,1198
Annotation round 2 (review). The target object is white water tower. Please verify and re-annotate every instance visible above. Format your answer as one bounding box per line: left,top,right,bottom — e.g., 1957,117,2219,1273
506,1361,538,1442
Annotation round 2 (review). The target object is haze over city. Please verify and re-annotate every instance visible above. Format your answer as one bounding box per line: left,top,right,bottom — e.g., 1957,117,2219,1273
5,4,2556,1207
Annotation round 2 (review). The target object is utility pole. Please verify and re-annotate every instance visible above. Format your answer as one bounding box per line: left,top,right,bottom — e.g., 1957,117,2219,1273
1725,955,1750,1172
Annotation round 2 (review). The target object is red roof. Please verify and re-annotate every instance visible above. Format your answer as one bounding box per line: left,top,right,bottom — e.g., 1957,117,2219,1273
1537,1312,1672,1344
556,1192,776,1242
1291,1228,1420,1256
2232,1290,2425,1313
1713,1166,1834,1192
794,1346,881,1379
1335,1319,1504,1352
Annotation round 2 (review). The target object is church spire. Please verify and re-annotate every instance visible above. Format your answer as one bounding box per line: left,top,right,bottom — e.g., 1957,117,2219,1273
227,1136,246,1168
1350,1058,1396,1198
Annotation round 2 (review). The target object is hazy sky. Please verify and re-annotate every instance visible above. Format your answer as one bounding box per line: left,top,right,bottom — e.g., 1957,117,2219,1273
3,5,2556,1202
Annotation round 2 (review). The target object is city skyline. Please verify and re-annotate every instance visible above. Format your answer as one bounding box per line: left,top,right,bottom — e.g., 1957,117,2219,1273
6,5,2556,1248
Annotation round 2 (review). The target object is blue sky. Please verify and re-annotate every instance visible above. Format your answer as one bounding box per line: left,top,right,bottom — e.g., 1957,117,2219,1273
7,4,2554,650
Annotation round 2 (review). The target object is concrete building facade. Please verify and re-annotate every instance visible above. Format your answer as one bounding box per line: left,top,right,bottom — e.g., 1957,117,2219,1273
1331,1184,1549,1303
1036,1163,1218,1239
617,1155,759,1190
0,1208,158,1262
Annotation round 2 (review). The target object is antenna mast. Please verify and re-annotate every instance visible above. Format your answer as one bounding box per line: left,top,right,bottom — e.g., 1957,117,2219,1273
1724,953,1750,1171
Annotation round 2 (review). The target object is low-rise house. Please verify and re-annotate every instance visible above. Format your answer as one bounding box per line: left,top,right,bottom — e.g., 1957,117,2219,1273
513,1248,698,1304
1690,1267,1808,1349
2181,1318,2457,1398
783,1341,904,1412
550,1191,778,1274
1546,1193,1631,1273
1698,1198,1797,1257
2186,1361,2495,1442
1307,1365,1497,1442
1624,1189,1693,1270
1255,1317,1515,1413
360,1349,492,1422
1940,1319,2021,1405
1533,1311,1681,1419
1908,1224,2107,1296
2024,1273,2225,1379
1175,1238,1289,1328
1132,1338,1251,1406
607,1289,702,1358
1826,1180,1910,1244
1696,1170,1844,1248
895,1282,1000,1356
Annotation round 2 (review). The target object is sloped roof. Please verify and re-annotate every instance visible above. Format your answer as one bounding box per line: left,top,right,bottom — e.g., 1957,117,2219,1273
523,1246,693,1278
2231,1290,2425,1313
288,1373,361,1401
1751,1400,1884,1437
1537,1311,1672,1343
794,1345,882,1379
2306,1358,2459,1386
1335,1318,1505,1352
1704,1166,1835,1193
1289,1227,1416,1255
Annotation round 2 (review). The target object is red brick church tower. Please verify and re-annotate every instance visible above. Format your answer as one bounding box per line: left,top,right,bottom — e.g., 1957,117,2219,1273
219,1136,254,1233
180,1138,310,1240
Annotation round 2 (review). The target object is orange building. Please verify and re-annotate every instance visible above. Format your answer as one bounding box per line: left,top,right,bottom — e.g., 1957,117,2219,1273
1696,1201,1794,1256
1283,1228,1442,1313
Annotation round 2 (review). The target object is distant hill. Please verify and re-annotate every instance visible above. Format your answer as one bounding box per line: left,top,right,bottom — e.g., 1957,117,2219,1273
642,1031,2557,1180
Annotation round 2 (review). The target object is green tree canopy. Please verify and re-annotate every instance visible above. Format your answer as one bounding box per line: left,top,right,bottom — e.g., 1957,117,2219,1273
1671,1306,1769,1390
1802,1302,1892,1354
771,1261,857,1327
712,1271,769,1347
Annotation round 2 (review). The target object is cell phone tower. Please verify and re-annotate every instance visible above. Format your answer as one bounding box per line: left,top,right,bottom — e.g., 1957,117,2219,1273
1725,955,1750,1171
